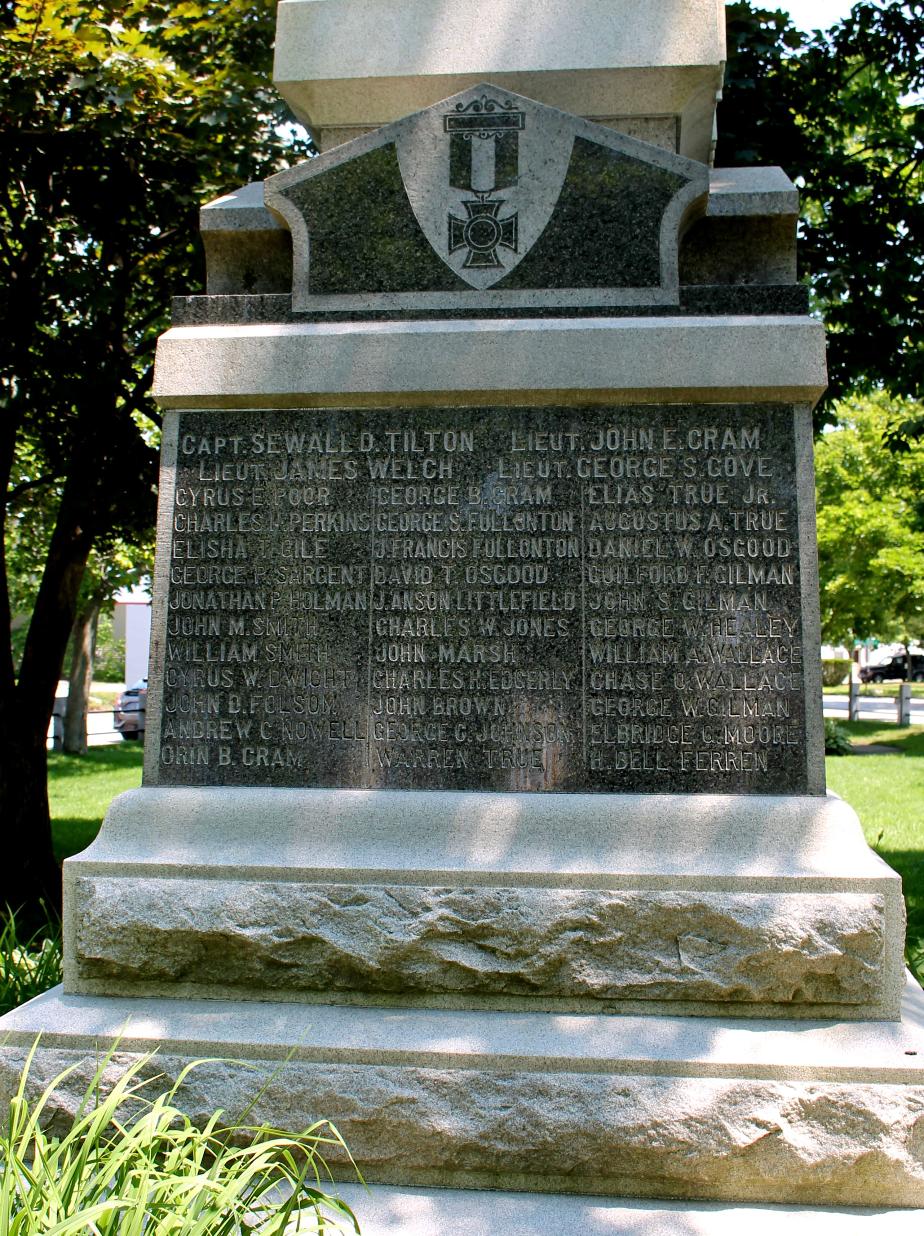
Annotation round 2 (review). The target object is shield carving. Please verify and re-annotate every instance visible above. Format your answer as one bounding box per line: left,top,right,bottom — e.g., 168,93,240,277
396,86,574,290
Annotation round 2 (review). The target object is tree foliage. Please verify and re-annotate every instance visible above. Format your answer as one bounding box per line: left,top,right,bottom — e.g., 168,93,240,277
815,394,924,645
0,0,311,920
61,537,155,753
718,1,924,425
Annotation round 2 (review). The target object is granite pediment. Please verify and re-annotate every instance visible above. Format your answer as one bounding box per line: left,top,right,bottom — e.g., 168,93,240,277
265,84,708,314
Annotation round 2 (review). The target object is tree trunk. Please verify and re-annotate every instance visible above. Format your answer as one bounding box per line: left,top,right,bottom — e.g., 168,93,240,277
0,253,155,926
63,597,101,755
0,709,60,929
0,406,59,928
0,461,99,924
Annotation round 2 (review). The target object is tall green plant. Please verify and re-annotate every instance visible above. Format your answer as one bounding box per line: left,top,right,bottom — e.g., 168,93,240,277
0,911,62,1016
1,1043,361,1233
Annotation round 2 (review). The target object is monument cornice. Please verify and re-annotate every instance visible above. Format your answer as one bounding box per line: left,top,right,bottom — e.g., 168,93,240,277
273,0,726,162
152,315,828,409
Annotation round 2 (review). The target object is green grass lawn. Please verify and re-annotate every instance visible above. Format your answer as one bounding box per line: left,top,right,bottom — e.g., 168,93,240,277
826,721,924,971
47,744,143,863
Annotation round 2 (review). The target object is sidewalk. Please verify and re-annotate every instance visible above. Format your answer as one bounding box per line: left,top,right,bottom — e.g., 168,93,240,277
48,680,127,748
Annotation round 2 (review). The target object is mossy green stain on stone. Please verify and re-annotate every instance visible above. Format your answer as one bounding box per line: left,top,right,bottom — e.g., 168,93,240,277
284,143,466,295
281,137,689,297
499,138,687,291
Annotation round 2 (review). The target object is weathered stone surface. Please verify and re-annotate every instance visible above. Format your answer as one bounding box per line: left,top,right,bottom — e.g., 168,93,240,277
323,1181,924,1234
188,164,801,304
147,402,822,797
151,316,828,409
73,877,884,1007
264,84,708,313
680,217,797,287
169,284,811,326
2,1046,922,1206
199,182,291,295
272,0,726,163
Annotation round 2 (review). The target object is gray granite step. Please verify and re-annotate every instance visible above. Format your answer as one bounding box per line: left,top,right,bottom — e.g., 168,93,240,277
2,981,923,1208
328,1182,923,1235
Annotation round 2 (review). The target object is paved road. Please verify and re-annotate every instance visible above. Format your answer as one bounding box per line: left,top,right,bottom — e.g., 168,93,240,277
823,694,924,727
47,710,131,749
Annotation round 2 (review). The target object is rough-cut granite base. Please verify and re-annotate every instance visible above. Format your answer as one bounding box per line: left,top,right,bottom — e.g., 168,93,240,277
2,984,924,1208
63,788,906,1018
73,877,886,1008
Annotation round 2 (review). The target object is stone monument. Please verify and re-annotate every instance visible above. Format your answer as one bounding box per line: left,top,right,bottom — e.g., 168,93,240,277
2,0,923,1229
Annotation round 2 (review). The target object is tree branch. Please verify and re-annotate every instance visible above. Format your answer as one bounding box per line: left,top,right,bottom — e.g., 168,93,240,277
5,474,62,509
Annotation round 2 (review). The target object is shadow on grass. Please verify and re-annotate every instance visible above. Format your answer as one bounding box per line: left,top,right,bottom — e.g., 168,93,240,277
874,846,924,986
837,722,924,756
47,744,144,780
53,819,107,864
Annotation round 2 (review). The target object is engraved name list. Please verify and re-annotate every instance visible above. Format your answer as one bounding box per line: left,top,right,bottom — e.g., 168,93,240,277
153,405,808,794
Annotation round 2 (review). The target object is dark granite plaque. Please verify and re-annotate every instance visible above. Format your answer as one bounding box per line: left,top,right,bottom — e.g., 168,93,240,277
151,405,810,794
280,136,686,298
265,84,708,314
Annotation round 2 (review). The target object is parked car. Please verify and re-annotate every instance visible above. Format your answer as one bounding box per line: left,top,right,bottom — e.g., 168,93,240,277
859,655,924,684
114,678,147,739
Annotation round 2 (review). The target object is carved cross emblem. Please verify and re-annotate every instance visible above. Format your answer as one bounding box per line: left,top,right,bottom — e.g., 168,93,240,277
267,81,711,307
444,97,523,270
393,85,577,290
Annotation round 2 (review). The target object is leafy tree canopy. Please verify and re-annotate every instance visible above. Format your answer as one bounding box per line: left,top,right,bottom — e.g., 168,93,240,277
719,1,924,428
2,0,308,503
815,393,924,645
0,0,311,920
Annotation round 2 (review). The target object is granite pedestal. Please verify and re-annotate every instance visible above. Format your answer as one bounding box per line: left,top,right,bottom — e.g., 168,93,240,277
3,982,924,1210
1,14,922,1229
